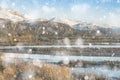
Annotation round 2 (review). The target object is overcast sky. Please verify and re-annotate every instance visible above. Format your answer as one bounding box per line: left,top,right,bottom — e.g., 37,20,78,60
0,0,120,26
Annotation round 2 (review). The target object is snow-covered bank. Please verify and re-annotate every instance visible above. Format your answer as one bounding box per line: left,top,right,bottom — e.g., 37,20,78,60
1,53,120,79
1,45,120,49
2,53,120,62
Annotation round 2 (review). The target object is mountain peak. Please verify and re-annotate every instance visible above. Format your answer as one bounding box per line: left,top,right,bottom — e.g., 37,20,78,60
0,7,28,22
50,17,79,26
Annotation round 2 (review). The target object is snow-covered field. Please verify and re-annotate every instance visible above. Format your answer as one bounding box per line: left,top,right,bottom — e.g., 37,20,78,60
1,52,120,79
2,53,120,62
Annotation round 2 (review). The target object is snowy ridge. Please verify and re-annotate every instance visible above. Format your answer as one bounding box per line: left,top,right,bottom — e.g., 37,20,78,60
50,17,112,29
51,18,79,26
0,7,115,29
0,7,28,22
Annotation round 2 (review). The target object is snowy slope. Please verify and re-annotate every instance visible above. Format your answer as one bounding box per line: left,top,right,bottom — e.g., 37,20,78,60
0,7,28,22
0,7,112,29
50,17,112,29
50,18,79,26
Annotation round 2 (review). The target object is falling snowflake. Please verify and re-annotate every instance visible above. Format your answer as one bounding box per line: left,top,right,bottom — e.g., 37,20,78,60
63,57,69,65
84,75,89,80
42,31,45,34
8,33,12,36
96,30,100,34
43,27,45,30
55,31,58,35
89,43,92,46
12,2,15,6
13,38,17,41
28,74,33,79
28,48,32,53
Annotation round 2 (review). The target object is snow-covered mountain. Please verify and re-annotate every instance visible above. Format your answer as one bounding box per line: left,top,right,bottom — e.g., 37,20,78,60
49,17,112,29
50,17,83,26
0,7,114,29
0,7,28,22
49,17,79,26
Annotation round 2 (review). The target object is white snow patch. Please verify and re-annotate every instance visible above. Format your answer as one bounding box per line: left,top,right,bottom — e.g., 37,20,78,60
0,7,28,21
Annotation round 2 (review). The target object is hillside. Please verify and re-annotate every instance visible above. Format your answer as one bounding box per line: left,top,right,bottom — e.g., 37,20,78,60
0,18,120,46
0,8,120,56
0,7,28,21
0,19,78,45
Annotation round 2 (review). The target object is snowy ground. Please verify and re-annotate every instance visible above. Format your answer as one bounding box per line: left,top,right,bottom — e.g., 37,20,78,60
1,45,120,49
0,44,120,79
1,52,120,79
2,53,120,62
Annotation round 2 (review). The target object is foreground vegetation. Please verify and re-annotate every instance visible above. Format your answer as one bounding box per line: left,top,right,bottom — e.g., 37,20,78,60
0,53,119,80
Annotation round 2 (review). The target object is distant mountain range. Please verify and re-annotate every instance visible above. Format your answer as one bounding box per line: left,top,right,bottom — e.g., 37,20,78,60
0,7,120,46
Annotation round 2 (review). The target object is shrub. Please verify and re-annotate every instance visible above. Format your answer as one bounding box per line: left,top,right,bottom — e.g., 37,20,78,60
37,63,72,80
0,61,72,80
